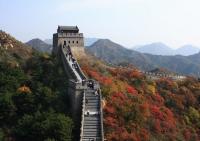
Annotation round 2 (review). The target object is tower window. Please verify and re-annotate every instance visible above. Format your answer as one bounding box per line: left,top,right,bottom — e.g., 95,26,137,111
68,41,70,44
77,41,78,44
73,41,74,44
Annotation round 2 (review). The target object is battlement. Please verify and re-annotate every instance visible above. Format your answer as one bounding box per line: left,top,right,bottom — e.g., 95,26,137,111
57,33,83,38
53,25,84,55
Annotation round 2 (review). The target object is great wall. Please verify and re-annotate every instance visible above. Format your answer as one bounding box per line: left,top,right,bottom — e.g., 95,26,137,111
52,26,104,141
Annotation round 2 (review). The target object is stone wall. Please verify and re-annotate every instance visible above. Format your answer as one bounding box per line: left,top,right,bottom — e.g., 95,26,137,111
71,46,86,59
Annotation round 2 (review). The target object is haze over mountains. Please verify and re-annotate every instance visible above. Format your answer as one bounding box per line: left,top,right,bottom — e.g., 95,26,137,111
86,39,200,76
26,38,52,53
133,43,200,56
26,37,200,76
42,38,200,56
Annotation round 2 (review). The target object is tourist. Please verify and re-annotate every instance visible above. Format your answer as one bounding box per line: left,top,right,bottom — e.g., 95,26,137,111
94,90,98,96
74,63,78,69
72,57,76,63
67,45,71,52
68,52,72,61
88,80,93,89
97,88,100,94
87,110,90,116
82,79,86,86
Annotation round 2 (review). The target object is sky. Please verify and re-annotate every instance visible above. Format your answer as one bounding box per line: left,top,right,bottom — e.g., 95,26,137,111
1,0,200,48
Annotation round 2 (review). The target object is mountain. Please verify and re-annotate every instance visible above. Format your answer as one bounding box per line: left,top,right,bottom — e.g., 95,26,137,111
0,30,33,64
133,43,200,56
175,45,200,56
26,38,52,53
84,38,99,47
134,42,174,55
87,39,200,76
87,39,155,70
44,39,52,45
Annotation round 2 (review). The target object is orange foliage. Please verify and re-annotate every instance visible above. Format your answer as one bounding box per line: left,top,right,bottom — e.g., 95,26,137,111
139,102,150,118
130,70,143,79
17,85,31,93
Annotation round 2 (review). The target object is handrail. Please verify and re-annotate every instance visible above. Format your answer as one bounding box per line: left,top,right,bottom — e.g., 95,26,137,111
75,62,87,80
99,87,104,141
80,90,86,140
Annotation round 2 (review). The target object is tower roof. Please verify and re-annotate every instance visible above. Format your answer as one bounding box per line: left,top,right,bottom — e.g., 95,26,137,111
57,26,79,33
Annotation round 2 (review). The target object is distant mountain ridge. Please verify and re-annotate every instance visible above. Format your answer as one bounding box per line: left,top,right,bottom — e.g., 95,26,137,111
134,42,173,55
176,45,200,56
133,43,200,56
87,39,200,76
26,38,52,53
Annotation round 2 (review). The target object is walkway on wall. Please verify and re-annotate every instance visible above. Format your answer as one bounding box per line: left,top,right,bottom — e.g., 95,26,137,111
60,45,104,141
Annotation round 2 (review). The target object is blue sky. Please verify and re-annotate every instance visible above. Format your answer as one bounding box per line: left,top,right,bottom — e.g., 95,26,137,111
1,0,200,48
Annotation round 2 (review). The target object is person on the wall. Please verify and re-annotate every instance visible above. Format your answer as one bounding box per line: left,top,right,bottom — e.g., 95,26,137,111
86,98,88,104
63,41,67,48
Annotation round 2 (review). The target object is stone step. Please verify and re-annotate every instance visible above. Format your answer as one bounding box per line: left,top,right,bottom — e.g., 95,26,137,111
85,102,99,105
82,137,102,141
83,132,101,137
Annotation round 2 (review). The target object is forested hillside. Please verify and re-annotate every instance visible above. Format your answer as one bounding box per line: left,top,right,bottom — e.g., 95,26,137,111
1,30,200,141
78,54,200,141
0,31,73,141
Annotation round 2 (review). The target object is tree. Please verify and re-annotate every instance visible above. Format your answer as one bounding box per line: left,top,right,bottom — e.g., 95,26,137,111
14,111,73,141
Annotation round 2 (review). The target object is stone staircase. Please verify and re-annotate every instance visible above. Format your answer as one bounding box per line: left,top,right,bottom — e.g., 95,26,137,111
81,89,102,141
60,45,104,141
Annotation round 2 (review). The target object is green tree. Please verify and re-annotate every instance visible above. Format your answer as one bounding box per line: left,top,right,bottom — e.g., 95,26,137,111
14,111,73,141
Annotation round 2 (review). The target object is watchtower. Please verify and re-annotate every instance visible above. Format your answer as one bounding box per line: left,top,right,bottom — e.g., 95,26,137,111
53,26,84,55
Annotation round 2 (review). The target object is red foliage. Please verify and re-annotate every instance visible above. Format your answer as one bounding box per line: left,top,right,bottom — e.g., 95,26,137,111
154,119,162,133
152,93,164,106
88,70,101,81
151,105,176,134
104,116,118,128
104,104,115,114
183,129,192,141
106,129,141,141
150,105,164,120
139,128,149,141
156,78,175,90
126,85,138,96
112,92,127,102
